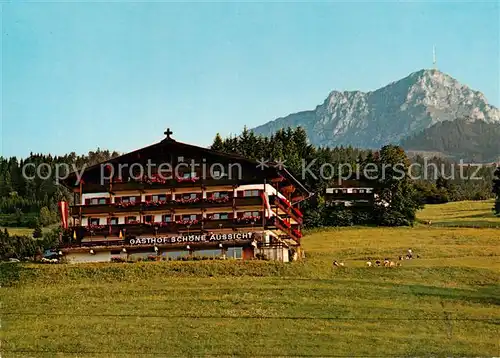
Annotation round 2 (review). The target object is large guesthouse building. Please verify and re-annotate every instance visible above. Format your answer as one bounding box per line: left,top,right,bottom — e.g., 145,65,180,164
60,130,311,263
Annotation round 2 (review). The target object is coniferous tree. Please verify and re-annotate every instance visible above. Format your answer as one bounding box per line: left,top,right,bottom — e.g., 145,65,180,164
211,133,224,151
372,145,423,226
493,166,500,216
33,220,43,238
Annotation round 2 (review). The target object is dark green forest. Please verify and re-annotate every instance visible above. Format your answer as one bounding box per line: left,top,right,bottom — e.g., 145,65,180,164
493,166,500,216
211,127,497,227
400,117,500,163
0,149,119,228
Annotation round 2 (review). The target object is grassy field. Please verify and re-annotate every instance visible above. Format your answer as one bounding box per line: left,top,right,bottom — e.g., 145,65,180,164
0,226,56,236
416,199,500,228
1,201,499,357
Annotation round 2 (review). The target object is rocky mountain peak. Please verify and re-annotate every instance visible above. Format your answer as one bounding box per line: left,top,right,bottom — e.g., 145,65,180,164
252,69,499,149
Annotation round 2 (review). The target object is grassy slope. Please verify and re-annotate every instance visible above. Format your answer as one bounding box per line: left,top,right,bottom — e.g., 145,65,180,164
416,199,499,228
0,225,57,237
1,202,499,357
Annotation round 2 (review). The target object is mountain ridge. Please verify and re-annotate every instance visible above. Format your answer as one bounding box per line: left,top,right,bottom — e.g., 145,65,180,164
251,69,500,152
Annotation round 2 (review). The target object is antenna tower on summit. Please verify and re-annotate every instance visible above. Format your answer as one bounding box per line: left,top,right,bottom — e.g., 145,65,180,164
433,45,437,70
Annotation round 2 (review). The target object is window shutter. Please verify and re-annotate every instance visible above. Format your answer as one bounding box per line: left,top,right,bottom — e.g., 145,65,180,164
115,197,121,204
136,196,141,203
175,215,181,221
237,212,244,218
85,199,90,205
105,198,110,204
145,195,152,201
228,213,234,219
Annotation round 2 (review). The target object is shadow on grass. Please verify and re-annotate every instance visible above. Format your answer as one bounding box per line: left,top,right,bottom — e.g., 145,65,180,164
287,276,500,306
430,221,500,228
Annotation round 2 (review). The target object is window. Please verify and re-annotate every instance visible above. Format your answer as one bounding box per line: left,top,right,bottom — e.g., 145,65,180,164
177,156,184,162
90,198,107,205
359,189,365,194
352,189,358,194
243,211,260,218
193,249,221,257
165,250,189,259
152,194,167,202
227,247,242,259
89,218,100,225
121,196,136,204
182,214,197,221
212,191,229,199
125,216,137,224
162,215,172,223
182,171,197,179
212,213,229,220
182,193,198,200
109,217,119,225
244,190,259,197
143,215,154,223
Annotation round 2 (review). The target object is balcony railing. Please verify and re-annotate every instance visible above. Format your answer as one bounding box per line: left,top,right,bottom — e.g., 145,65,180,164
272,196,303,225
71,196,262,216
69,216,272,239
273,216,301,243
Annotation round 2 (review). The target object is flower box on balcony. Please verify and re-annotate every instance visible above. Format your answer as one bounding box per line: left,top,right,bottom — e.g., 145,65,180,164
234,216,261,224
175,197,201,204
141,174,168,185
115,201,139,208
153,222,172,227
144,200,170,207
175,219,199,225
205,196,231,204
175,176,200,183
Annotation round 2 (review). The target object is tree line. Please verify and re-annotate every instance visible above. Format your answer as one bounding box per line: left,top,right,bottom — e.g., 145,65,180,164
0,128,497,232
211,127,498,227
0,149,119,228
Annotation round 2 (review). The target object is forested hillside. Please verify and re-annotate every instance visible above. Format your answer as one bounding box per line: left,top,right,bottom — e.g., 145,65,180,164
212,127,496,227
401,118,500,162
0,149,119,228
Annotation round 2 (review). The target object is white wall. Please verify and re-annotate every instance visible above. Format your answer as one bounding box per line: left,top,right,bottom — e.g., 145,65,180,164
261,247,289,262
82,192,110,201
65,251,111,263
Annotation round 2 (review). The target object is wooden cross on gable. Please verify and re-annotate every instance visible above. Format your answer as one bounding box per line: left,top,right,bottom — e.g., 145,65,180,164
164,128,173,140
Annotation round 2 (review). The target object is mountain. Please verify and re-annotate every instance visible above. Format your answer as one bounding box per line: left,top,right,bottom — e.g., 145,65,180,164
251,69,500,152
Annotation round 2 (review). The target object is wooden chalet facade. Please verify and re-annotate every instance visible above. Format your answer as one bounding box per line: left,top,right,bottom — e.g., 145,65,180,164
325,180,377,207
60,130,311,263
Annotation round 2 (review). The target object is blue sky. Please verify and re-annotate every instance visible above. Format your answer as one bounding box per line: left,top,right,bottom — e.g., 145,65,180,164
1,1,499,158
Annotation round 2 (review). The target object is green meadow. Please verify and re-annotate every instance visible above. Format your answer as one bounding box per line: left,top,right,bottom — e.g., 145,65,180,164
1,201,499,357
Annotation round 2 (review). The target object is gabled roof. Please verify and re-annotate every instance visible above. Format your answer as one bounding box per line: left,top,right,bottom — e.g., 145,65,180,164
62,133,312,197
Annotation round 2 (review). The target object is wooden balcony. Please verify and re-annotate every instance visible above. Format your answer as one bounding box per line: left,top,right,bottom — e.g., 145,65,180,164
272,216,301,244
271,196,303,225
71,196,263,216
69,216,274,240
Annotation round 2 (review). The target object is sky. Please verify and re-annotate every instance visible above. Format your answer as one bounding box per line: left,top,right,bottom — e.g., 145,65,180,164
1,1,499,158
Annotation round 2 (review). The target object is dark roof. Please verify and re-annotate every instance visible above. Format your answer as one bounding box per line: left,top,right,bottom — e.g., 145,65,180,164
63,136,312,196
